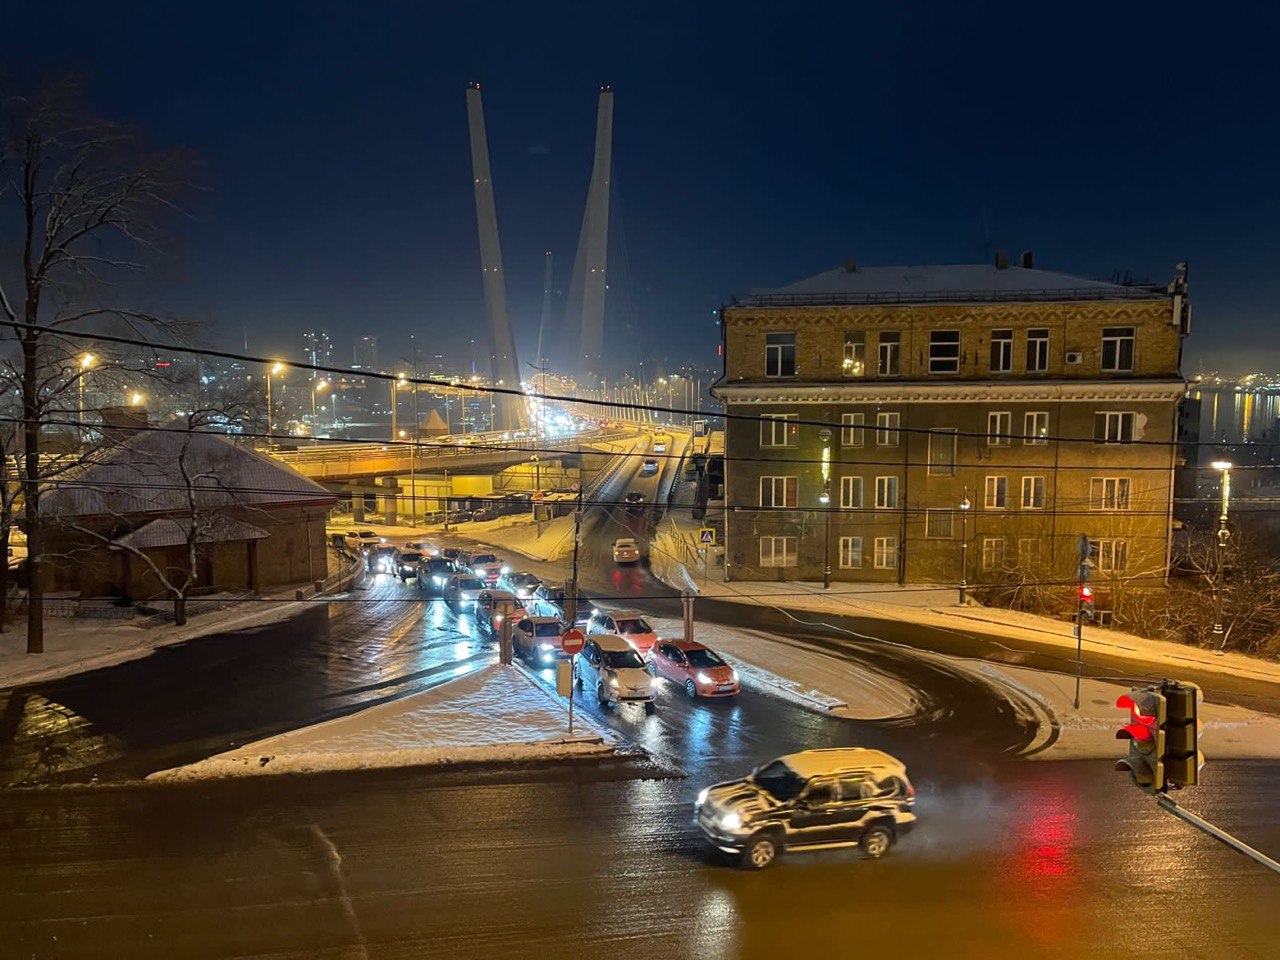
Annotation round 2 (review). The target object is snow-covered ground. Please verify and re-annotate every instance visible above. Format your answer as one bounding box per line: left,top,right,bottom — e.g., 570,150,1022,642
149,663,622,781
0,595,315,689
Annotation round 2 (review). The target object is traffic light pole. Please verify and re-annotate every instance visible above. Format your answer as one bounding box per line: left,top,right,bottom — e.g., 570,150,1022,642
1156,795,1280,876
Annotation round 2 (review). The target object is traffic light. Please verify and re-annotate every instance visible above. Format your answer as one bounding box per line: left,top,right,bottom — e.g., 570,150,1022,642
1116,686,1166,793
1163,682,1204,789
1078,584,1096,621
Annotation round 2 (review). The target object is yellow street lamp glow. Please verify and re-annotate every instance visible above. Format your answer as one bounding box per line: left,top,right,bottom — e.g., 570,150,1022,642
270,362,285,375
130,392,143,406
821,444,831,484
315,379,329,392
80,353,95,369
1211,460,1233,471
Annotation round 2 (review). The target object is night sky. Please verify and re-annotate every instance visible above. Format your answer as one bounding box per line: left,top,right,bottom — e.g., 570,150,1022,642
6,2,1278,376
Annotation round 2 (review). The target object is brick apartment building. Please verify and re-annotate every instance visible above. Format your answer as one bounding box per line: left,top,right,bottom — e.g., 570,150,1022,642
713,258,1190,590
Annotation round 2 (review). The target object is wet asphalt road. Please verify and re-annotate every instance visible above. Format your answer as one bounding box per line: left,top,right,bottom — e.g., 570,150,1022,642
2,450,1280,957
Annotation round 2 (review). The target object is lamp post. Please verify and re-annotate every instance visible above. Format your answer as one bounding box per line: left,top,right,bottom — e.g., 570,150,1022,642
391,375,407,442
77,353,95,447
1211,459,1233,649
819,427,832,590
266,362,284,448
958,487,972,605
312,379,329,441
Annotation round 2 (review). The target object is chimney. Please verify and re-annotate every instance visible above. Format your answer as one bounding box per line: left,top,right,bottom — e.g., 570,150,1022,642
843,256,858,274
995,250,1009,270
1020,250,1034,269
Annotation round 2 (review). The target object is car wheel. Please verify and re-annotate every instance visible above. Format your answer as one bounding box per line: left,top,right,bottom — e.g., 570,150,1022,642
742,835,778,870
597,683,610,708
861,826,893,859
685,679,698,699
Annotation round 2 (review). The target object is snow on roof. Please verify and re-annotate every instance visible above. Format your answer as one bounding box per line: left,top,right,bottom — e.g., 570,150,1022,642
43,419,338,518
112,515,269,551
780,748,907,779
740,263,1167,306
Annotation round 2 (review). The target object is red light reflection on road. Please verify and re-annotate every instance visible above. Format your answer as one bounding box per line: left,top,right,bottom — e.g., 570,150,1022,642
995,778,1081,943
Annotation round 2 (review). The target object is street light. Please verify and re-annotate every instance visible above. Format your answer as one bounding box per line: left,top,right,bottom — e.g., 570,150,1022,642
958,488,972,605
391,374,408,442
819,427,832,590
1211,460,1233,649
130,391,144,406
78,353,95,446
266,362,284,448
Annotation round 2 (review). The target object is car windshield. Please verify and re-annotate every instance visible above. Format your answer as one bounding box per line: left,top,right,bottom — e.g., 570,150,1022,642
751,760,808,802
615,618,651,634
473,555,497,564
456,578,484,590
615,539,636,548
427,559,452,571
603,649,645,670
400,553,423,563
685,648,725,668
534,622,562,637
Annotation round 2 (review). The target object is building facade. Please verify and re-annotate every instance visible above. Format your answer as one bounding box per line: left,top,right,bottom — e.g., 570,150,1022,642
714,261,1190,590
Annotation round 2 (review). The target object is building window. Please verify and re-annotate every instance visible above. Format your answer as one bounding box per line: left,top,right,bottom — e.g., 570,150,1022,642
987,411,1012,446
839,536,863,568
1026,329,1050,372
981,537,1006,570
1024,411,1049,445
1018,538,1041,565
1021,476,1045,509
927,429,957,476
841,412,865,447
1095,539,1130,572
873,536,898,570
877,332,901,376
765,332,797,378
929,331,961,374
1101,327,1135,372
876,411,900,447
759,476,798,509
760,413,798,447
925,510,954,539
990,330,1013,373
1090,477,1132,511
874,475,899,510
840,475,863,509
984,475,1008,509
843,333,866,377
760,536,797,568
1094,411,1136,443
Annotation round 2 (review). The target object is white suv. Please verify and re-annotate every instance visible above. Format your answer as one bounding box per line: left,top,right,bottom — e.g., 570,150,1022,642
575,634,655,713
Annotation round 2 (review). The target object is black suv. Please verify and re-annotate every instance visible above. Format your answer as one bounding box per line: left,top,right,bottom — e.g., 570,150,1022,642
695,748,917,869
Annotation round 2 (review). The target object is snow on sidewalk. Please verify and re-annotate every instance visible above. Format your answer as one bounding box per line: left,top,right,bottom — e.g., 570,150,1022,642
149,663,622,781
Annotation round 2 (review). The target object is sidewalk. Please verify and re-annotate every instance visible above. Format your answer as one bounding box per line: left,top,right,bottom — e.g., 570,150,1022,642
647,518,1280,689
149,663,622,781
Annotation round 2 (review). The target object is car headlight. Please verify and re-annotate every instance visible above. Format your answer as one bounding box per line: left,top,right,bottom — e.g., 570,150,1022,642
730,670,739,682
609,676,619,688
721,812,742,830
697,672,712,685
501,565,511,574
474,567,484,575
696,788,709,807
433,575,444,585
538,643,554,651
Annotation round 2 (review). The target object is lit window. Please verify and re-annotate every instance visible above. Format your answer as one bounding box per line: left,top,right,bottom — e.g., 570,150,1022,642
843,333,866,377
1024,411,1049,445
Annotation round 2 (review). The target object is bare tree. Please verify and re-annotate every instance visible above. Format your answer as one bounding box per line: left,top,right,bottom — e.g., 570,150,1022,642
0,77,194,651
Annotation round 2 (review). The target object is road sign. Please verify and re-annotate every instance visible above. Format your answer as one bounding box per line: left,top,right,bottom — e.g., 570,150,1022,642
560,628,585,656
698,527,716,545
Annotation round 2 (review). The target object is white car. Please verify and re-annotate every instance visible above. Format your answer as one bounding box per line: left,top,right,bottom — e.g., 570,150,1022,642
640,458,659,475
575,634,655,712
443,574,487,610
469,552,508,583
612,537,641,564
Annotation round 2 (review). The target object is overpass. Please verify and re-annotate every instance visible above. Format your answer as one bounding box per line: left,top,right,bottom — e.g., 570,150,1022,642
270,427,635,483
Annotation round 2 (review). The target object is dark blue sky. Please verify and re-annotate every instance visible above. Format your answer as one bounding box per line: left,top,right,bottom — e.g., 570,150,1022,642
7,1,1278,375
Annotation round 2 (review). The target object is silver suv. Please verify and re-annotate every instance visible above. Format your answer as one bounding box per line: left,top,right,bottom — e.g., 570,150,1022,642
694,748,917,869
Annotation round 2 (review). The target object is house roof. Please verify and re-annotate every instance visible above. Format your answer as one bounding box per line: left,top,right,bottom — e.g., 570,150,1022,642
738,263,1169,307
112,515,269,551
43,419,338,519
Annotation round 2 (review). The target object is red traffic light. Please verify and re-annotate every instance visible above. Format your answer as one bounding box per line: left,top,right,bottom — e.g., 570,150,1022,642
1117,694,1157,743
1079,584,1094,602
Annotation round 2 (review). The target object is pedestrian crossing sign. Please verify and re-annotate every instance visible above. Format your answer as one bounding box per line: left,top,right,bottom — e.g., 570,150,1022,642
698,527,716,545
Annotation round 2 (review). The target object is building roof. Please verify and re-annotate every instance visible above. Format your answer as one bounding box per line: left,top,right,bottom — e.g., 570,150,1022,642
738,263,1169,307
43,419,338,519
112,515,269,551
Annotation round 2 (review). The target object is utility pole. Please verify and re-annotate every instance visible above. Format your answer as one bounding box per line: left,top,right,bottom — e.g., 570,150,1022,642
443,467,451,532
566,482,584,626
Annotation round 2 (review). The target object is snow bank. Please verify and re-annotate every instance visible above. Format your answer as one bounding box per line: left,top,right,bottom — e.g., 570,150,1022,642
149,663,621,781
644,616,919,722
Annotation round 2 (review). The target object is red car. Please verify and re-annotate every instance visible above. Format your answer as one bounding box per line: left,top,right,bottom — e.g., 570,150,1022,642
647,640,739,698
